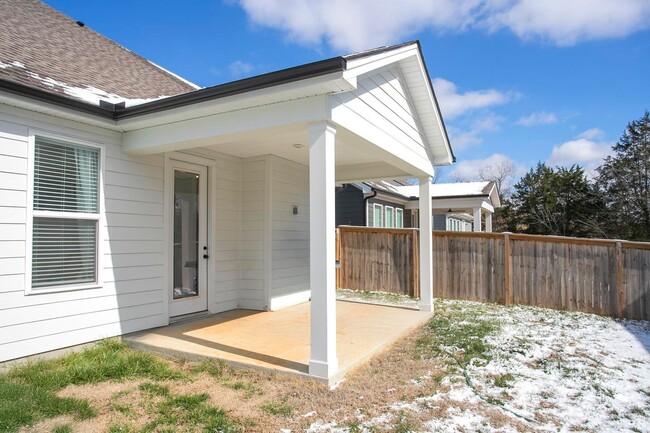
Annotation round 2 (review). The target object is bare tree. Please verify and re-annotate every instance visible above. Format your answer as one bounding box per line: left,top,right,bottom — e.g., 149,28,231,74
478,159,517,198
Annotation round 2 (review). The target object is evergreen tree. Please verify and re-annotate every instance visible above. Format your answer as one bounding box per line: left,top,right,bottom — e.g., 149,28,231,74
511,163,605,237
596,111,650,241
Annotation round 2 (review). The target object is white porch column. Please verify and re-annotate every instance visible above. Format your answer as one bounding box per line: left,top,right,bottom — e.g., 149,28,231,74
308,121,338,379
418,177,434,312
473,207,482,232
485,212,493,233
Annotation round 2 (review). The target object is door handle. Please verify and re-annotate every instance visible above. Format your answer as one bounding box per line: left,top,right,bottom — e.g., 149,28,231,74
203,246,209,259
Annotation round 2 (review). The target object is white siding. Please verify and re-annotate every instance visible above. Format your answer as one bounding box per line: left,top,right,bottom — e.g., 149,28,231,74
0,108,313,363
269,156,310,310
0,107,167,362
330,67,430,167
238,157,267,310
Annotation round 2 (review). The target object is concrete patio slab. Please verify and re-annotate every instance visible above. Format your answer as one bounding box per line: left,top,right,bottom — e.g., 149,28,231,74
124,300,432,383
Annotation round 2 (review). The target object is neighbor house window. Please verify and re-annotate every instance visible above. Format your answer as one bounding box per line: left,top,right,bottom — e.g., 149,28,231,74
31,136,100,290
385,206,394,228
396,208,403,228
373,204,384,227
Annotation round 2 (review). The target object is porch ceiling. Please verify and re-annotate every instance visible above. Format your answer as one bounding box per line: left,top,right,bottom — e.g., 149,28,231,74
124,300,432,383
201,122,424,182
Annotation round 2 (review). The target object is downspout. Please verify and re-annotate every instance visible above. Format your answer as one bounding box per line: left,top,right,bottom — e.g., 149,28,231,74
362,190,378,227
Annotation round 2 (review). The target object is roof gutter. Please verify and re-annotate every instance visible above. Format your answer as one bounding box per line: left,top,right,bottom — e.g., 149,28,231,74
0,56,347,121
0,78,114,118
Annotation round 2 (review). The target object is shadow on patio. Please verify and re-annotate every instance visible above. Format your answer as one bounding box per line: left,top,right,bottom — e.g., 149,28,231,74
124,300,432,381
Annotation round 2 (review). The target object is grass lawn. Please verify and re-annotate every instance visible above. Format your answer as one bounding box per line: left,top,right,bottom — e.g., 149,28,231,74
1,299,648,433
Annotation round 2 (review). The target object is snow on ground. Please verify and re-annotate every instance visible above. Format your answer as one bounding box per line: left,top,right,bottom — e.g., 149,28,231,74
306,300,650,433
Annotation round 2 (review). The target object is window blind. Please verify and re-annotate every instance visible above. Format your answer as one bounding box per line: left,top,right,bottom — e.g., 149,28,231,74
34,137,99,213
32,218,97,287
32,137,100,289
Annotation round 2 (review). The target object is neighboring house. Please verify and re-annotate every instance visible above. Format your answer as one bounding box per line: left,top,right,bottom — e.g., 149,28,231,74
335,181,500,232
0,0,454,380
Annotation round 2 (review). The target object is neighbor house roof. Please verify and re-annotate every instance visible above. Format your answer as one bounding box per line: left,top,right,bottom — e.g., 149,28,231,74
394,181,501,207
0,0,199,107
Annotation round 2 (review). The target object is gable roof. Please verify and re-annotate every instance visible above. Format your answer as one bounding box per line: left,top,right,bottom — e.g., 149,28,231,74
0,0,199,107
0,3,454,167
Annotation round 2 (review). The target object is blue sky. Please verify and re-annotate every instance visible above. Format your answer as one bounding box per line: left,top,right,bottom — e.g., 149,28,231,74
46,0,650,183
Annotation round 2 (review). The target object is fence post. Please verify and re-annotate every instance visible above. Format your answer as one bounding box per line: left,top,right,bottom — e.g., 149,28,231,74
504,233,512,306
412,228,419,299
335,228,340,290
615,240,625,318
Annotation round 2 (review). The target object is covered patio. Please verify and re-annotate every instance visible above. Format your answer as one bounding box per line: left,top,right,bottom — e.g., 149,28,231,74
125,300,432,383
116,42,453,382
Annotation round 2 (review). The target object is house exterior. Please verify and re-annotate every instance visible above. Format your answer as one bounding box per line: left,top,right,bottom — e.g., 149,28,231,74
336,180,500,232
0,0,453,381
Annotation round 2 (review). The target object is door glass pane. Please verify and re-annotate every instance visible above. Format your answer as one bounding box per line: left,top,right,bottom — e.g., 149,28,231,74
173,170,200,299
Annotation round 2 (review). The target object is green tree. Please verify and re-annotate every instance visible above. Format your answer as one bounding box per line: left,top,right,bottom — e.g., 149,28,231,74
511,163,605,237
596,111,650,241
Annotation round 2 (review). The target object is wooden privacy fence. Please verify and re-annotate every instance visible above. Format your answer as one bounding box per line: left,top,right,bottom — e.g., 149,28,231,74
337,226,420,298
336,226,650,321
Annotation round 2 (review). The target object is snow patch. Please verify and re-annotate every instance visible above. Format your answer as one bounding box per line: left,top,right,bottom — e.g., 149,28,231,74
23,70,168,107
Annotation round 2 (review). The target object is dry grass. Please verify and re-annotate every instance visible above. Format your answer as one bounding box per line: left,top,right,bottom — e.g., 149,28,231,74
17,325,449,433
13,300,547,432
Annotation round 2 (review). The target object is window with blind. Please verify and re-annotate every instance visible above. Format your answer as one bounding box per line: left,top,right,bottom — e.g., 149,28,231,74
31,136,100,289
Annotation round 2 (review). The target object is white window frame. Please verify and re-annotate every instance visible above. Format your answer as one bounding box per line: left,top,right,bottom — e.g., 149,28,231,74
25,131,105,294
373,203,384,227
385,206,394,228
395,208,404,228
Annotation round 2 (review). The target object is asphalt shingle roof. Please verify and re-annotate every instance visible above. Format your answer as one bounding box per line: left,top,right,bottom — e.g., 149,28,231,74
0,0,199,106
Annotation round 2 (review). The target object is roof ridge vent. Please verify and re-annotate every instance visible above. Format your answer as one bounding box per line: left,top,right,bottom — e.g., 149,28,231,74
76,21,85,27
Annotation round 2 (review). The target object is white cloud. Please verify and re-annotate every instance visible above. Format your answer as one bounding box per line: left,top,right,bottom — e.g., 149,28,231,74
432,78,513,119
448,114,504,150
489,0,650,46
228,60,256,77
516,111,558,126
233,0,650,51
547,130,613,176
577,128,605,141
447,153,525,182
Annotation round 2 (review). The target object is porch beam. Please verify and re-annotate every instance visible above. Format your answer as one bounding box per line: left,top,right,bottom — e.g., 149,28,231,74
418,177,434,313
308,121,339,379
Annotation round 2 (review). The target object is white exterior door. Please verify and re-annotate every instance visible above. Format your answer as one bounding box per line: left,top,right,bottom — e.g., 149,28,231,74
169,160,208,317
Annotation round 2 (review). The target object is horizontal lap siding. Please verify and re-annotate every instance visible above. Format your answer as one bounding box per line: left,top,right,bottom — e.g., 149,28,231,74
239,157,266,309
270,156,310,309
0,111,167,362
331,68,429,163
187,149,242,313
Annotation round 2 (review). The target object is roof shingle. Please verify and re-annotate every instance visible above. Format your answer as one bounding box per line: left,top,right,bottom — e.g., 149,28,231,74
0,0,199,106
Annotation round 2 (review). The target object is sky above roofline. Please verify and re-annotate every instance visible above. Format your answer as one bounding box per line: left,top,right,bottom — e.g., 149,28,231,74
43,0,650,183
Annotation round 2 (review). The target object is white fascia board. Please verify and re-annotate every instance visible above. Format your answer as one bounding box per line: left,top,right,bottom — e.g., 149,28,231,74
122,95,330,155
401,54,453,166
0,91,119,131
118,71,355,132
342,45,418,81
335,161,419,184
404,196,491,211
